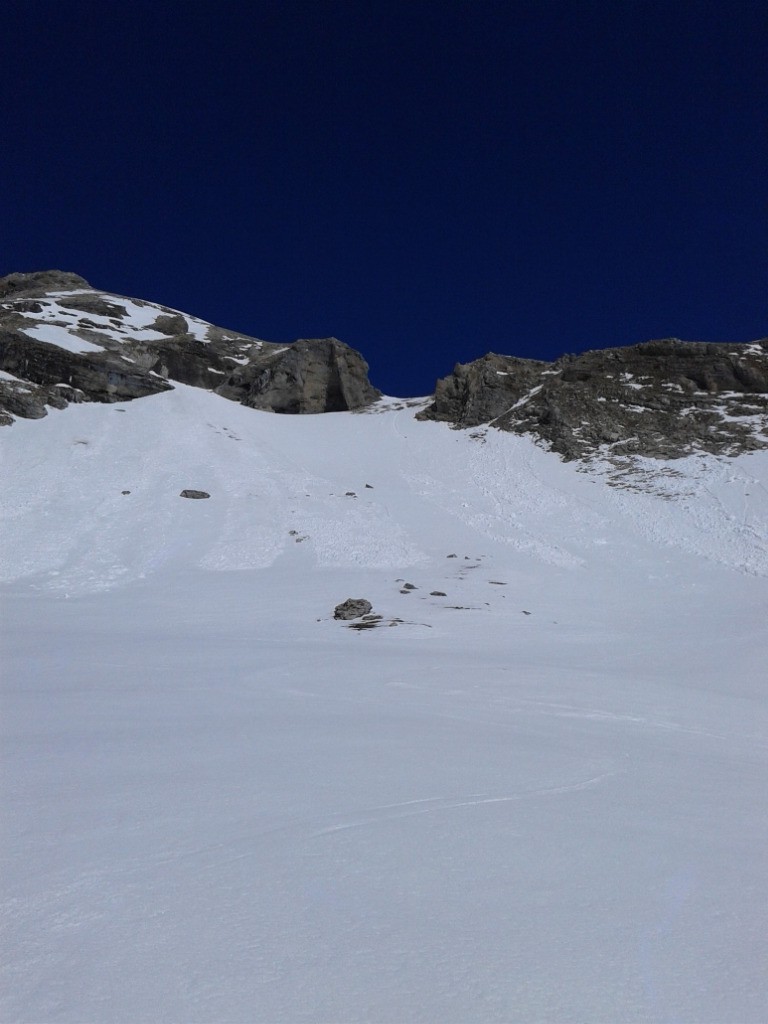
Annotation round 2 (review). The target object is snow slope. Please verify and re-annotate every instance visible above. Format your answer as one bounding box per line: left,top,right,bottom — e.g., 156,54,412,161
2,387,767,1023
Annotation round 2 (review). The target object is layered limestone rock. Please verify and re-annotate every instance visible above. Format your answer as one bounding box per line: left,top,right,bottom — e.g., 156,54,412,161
419,339,768,460
0,271,380,423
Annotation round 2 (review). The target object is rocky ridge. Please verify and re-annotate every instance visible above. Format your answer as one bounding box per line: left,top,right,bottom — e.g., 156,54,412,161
418,340,768,460
2,270,766,461
0,271,379,425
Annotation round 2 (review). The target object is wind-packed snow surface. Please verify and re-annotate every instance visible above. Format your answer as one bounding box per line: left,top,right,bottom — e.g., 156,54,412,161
2,386,767,1023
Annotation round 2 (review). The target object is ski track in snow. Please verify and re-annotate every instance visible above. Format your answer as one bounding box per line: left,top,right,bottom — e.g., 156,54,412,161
306,770,621,840
2,384,768,1024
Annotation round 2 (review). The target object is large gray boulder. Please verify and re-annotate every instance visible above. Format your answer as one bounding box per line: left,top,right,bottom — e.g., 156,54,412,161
218,337,380,414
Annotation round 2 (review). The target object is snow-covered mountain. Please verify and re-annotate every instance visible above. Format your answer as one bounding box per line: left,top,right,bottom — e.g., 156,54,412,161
0,271,379,423
2,276,768,1023
3,270,766,462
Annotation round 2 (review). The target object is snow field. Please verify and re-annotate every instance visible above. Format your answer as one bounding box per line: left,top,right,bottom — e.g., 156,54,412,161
2,385,768,1022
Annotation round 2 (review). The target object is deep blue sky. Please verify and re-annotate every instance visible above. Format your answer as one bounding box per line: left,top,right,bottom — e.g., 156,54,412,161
5,1,766,396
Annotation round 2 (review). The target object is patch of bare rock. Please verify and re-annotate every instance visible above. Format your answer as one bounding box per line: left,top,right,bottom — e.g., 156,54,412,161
0,271,380,425
418,339,768,460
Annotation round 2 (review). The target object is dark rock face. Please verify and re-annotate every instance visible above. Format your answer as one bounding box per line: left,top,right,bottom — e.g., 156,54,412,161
426,352,547,426
0,330,173,405
0,271,380,424
419,339,768,459
218,337,380,414
333,598,373,620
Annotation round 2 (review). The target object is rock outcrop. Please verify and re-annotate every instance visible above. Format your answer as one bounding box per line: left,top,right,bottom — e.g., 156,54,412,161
419,339,768,460
3,271,766,461
0,329,173,409
217,337,379,414
0,271,380,424
0,270,91,298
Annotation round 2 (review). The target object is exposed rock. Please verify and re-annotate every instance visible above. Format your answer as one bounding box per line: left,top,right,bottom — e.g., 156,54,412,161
0,380,48,419
217,337,380,414
0,270,92,298
152,313,189,336
424,352,546,426
419,339,768,460
4,272,765,462
333,598,373,620
180,489,210,499
0,272,381,424
0,329,173,416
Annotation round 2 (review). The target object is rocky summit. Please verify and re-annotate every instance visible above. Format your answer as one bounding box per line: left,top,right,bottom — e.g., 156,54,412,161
0,271,379,426
1,270,766,461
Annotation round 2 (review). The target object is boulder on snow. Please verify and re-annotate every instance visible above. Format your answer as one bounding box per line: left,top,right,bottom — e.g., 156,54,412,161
180,489,210,499
333,598,373,620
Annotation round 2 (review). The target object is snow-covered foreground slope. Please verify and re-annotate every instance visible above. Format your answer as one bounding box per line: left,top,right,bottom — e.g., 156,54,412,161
2,389,768,1023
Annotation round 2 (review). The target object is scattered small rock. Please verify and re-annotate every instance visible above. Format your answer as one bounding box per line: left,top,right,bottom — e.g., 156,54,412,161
522,610,531,615
447,553,457,558
121,490,131,495
488,580,507,585
402,583,417,590
430,591,447,597
345,491,357,497
348,615,409,631
180,489,210,499
334,598,373,620
365,483,373,489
